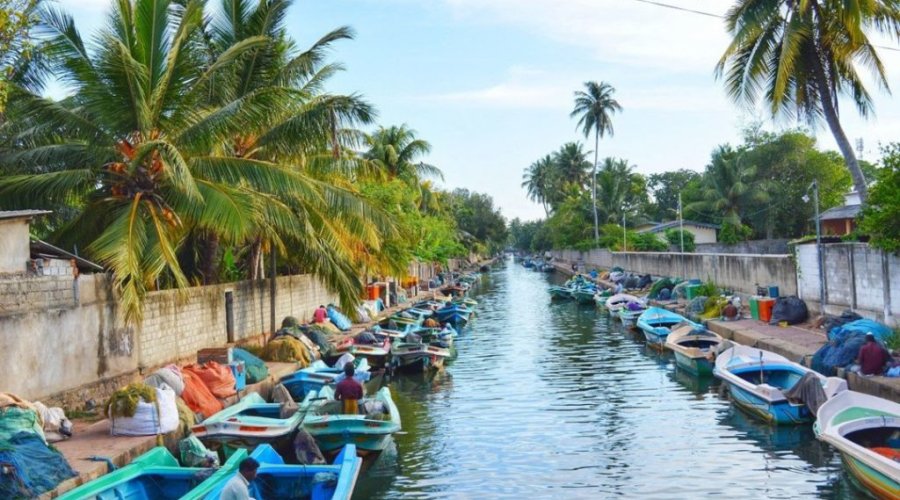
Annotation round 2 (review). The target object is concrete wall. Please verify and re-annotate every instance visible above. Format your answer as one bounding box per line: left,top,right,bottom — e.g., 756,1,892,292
0,218,30,274
0,272,337,404
797,242,898,326
553,249,797,297
695,239,790,255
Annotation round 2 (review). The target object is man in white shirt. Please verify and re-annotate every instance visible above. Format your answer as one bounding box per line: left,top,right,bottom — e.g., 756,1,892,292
220,457,259,500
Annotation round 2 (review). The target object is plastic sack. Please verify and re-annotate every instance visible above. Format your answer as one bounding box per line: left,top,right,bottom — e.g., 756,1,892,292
326,305,352,331
769,296,809,325
31,402,72,443
180,369,223,420
0,431,77,498
179,435,219,467
185,362,236,399
233,348,270,384
144,365,185,396
110,386,178,436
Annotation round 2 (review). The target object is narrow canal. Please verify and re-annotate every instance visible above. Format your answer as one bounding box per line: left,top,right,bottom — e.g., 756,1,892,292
355,260,858,499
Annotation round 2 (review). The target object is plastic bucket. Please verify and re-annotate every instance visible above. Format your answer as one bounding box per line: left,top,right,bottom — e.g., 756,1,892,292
758,298,776,323
768,286,780,299
366,285,380,300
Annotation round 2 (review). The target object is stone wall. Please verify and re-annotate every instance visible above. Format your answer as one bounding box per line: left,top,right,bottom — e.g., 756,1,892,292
0,272,337,405
553,249,797,297
796,242,898,326
695,239,791,255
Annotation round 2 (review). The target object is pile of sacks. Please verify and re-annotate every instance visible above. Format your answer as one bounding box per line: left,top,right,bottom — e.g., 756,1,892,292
0,393,77,498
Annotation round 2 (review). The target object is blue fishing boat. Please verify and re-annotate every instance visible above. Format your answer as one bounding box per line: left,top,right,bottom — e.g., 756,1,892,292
636,307,700,349
714,345,847,425
664,324,725,376
301,387,401,459
57,447,246,500
435,304,471,328
191,393,303,454
548,286,573,300
201,444,361,500
279,359,371,401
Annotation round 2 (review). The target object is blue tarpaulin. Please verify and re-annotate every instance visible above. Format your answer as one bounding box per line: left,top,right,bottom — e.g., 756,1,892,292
0,432,77,498
811,319,893,376
327,306,352,331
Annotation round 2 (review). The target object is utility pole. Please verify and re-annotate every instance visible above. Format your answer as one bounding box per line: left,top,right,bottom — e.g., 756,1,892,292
622,211,627,251
812,180,825,310
679,193,685,278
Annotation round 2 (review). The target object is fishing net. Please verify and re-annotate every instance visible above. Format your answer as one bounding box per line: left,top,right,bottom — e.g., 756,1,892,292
671,281,689,299
0,432,77,499
0,396,44,444
686,296,708,315
175,397,195,435
263,337,312,366
648,278,675,299
178,435,218,467
233,348,270,384
700,296,728,320
811,319,894,375
302,327,334,358
106,383,157,418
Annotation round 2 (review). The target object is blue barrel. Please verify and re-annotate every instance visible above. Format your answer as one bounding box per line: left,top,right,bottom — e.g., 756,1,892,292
768,285,779,299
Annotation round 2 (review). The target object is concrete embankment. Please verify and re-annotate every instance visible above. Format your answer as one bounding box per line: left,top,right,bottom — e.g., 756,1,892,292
546,257,900,405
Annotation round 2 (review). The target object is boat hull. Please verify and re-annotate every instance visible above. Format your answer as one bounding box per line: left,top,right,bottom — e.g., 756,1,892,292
673,351,713,376
641,328,667,349
842,454,900,500
727,383,812,425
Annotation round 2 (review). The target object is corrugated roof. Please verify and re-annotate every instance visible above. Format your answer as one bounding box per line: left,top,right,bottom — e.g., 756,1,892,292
640,220,721,233
817,204,861,221
31,239,105,272
0,210,51,220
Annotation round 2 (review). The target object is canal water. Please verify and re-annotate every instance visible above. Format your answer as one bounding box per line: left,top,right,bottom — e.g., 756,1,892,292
355,260,859,499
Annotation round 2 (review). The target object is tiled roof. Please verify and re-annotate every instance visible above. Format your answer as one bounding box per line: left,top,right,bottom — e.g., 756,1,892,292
817,204,861,221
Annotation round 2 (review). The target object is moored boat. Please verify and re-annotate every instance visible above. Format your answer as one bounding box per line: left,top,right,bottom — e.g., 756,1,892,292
617,303,646,327
714,345,847,425
191,393,303,455
300,386,401,459
279,358,371,401
636,307,700,349
332,335,391,369
435,303,471,328
664,324,726,375
548,286,573,300
572,287,599,305
605,293,643,313
390,341,451,372
200,444,362,500
815,390,900,500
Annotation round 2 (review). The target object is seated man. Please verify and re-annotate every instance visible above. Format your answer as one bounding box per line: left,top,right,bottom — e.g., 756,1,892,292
334,363,364,414
312,305,327,324
857,332,891,376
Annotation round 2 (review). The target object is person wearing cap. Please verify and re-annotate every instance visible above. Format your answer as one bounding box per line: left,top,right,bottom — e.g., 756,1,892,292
857,332,891,376
220,457,259,500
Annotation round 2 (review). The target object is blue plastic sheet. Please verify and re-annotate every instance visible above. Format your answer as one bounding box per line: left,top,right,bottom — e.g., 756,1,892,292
327,306,352,331
811,319,893,376
233,348,270,384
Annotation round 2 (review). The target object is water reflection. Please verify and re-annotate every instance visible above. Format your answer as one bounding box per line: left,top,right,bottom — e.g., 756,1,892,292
354,261,852,499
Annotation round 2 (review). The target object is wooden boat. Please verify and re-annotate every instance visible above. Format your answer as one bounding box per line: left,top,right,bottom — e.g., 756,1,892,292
451,296,478,309
201,444,361,500
605,293,643,313
548,286,573,300
57,447,246,500
815,390,900,500
435,304,471,328
664,324,725,376
572,287,599,305
617,305,646,327
279,359,371,401
636,307,700,349
300,387,401,458
593,289,612,307
714,345,847,425
191,393,303,454
390,341,451,372
332,335,391,369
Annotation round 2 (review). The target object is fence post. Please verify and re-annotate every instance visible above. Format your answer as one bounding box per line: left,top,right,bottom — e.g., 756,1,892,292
883,251,893,324
849,245,857,310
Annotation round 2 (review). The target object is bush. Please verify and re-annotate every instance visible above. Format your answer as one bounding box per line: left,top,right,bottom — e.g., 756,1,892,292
630,232,668,251
860,144,900,253
696,279,719,297
720,222,753,244
664,228,696,252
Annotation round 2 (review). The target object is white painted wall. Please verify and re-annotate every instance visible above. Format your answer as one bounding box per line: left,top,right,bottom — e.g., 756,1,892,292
0,219,30,274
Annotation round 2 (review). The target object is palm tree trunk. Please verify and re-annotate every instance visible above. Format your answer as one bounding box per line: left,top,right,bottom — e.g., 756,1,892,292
592,131,600,242
199,232,219,285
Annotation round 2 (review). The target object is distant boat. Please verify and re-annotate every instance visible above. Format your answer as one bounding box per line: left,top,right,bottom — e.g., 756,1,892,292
714,345,847,425
279,359,372,401
636,307,700,349
390,341,452,372
56,446,247,500
548,286,573,300
605,293,643,313
815,390,900,500
192,393,303,454
300,386,401,459
200,444,362,500
665,324,726,376
435,303,472,328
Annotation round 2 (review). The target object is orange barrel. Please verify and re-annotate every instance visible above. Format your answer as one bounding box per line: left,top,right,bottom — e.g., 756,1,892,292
758,298,776,323
366,285,380,300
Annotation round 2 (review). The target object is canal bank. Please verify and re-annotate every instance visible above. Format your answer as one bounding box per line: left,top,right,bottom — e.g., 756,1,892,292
549,257,900,405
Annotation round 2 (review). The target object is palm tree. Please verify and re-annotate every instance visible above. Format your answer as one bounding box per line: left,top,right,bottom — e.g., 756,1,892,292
521,154,557,216
687,146,768,226
595,157,637,224
717,1,900,203
364,124,443,183
571,81,622,242
552,142,591,192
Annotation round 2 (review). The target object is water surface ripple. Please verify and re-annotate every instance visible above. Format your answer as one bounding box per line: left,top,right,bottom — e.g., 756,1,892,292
355,261,858,499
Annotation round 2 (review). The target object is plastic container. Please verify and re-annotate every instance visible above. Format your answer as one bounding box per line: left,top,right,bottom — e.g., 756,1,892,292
758,298,776,323
749,297,760,320
366,285,380,300
689,278,702,285
768,285,780,299
685,284,701,300
229,361,246,391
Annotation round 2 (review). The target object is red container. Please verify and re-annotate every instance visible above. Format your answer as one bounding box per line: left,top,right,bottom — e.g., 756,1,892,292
366,285,380,300
758,298,776,323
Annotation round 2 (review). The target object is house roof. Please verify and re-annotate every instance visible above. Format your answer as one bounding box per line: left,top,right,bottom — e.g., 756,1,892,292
640,220,721,233
31,239,105,272
0,210,51,221
817,204,862,222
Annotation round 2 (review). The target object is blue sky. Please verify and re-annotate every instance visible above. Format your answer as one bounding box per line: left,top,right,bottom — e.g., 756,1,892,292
55,0,900,221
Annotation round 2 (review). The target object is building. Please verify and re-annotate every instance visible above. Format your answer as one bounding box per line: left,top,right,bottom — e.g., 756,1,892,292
817,191,861,236
637,220,720,244
0,210,51,274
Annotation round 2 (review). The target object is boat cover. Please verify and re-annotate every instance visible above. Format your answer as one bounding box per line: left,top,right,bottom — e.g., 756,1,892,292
783,371,828,414
327,306,353,331
769,296,809,325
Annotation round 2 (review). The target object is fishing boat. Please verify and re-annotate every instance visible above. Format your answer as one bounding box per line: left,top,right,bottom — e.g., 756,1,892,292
435,303,472,328
451,296,478,309
548,286,573,300
714,345,847,425
279,359,372,401
200,444,362,500
57,447,246,500
593,289,612,307
815,391,900,499
617,303,646,327
605,293,643,313
664,324,726,376
572,286,599,305
390,341,451,372
300,386,401,458
191,393,303,454
636,307,700,349
332,335,391,369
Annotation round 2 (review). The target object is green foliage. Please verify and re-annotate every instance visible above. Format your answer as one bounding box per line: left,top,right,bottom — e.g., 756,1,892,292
448,188,508,254
0,0,41,112
664,228,695,252
629,232,668,252
720,222,753,245
860,144,900,253
509,218,550,252
647,169,701,221
696,279,719,298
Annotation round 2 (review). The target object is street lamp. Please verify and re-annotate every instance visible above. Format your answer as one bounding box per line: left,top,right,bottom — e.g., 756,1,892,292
804,180,825,310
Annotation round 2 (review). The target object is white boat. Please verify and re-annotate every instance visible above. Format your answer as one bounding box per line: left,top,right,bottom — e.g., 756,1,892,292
664,324,725,375
605,293,644,313
816,390,900,499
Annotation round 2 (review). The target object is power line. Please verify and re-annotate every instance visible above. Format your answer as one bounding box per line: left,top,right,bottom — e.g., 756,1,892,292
626,0,900,52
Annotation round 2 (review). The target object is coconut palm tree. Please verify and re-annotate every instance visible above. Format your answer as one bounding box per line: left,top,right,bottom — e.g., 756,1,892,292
571,81,622,242
594,157,639,224
521,154,557,216
687,146,768,226
364,124,443,183
717,0,900,203
552,142,591,192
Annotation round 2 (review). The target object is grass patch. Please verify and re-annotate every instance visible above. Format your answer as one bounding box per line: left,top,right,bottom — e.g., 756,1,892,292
885,329,900,351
